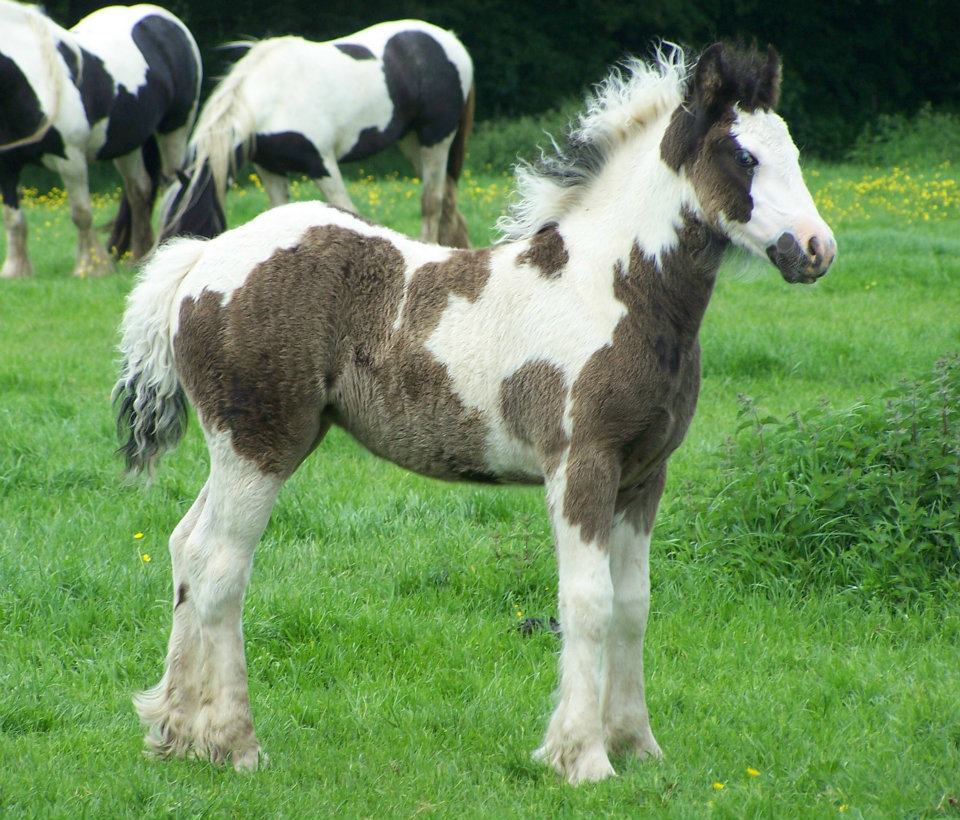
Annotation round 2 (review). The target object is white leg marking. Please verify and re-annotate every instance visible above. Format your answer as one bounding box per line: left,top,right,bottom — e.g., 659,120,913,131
254,165,289,209
136,431,283,771
418,138,453,244
134,482,209,759
156,127,190,180
601,518,661,761
114,149,155,259
57,152,111,277
535,470,617,784
1,205,32,279
317,157,356,213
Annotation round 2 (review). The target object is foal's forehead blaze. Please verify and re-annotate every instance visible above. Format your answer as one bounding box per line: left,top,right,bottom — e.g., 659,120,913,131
730,108,799,162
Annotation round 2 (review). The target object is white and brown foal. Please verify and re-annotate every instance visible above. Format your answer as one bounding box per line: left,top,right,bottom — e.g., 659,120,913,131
116,43,835,783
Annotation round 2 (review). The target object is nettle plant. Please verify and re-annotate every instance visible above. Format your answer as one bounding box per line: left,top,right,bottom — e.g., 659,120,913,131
672,354,960,600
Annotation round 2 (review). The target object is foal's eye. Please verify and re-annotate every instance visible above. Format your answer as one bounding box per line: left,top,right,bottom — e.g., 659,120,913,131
734,149,758,171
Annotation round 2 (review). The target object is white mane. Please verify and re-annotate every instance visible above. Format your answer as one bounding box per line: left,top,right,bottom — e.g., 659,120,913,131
497,45,689,242
0,0,78,152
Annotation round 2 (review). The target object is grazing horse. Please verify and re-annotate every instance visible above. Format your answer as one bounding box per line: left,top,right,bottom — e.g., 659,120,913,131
159,20,474,248
0,1,200,278
115,43,835,782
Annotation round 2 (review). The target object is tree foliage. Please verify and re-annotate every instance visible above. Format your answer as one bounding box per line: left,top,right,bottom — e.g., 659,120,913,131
48,0,960,159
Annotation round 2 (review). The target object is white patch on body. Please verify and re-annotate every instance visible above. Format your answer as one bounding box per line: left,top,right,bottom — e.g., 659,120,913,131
173,202,450,328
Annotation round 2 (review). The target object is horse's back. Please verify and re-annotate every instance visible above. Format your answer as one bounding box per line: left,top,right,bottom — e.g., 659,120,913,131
71,4,199,153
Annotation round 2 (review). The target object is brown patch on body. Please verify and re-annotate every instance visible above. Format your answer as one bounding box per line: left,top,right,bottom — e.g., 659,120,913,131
175,226,498,480
516,224,569,279
562,213,725,544
499,360,568,476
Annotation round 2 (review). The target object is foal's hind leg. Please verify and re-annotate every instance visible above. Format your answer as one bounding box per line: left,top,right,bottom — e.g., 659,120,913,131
135,482,209,758
137,430,283,771
601,472,666,763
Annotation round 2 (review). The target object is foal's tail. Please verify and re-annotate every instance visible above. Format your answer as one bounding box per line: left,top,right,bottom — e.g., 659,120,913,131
113,238,205,475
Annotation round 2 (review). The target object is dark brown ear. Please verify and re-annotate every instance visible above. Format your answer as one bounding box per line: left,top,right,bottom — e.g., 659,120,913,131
691,42,728,112
759,45,782,109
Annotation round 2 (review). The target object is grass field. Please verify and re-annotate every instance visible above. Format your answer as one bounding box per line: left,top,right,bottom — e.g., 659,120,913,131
1,158,959,818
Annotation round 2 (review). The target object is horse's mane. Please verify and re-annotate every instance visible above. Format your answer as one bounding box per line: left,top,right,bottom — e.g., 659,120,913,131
497,45,688,242
0,0,78,152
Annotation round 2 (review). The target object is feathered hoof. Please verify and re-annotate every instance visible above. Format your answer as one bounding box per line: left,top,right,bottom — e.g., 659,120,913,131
533,739,617,785
606,728,663,762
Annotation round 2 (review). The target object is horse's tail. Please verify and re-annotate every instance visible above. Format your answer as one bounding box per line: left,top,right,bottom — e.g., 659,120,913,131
447,82,475,182
113,238,205,475
186,39,281,207
109,135,161,257
438,83,475,248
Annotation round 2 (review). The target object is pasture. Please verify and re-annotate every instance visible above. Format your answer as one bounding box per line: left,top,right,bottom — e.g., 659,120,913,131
1,158,959,816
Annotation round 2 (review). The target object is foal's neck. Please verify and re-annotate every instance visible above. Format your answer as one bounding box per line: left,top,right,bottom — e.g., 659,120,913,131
559,119,725,339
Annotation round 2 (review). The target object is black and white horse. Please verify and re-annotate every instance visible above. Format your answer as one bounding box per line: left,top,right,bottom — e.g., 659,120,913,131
116,44,835,782
160,20,474,248
0,1,200,278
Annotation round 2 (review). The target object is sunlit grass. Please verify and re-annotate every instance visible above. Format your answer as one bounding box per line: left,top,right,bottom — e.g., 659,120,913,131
1,160,959,817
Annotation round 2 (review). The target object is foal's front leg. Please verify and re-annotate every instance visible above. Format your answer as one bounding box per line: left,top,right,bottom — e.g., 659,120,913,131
601,470,666,762
537,452,619,784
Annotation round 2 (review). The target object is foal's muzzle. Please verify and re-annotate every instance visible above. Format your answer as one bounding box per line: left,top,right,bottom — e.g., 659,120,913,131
767,232,836,284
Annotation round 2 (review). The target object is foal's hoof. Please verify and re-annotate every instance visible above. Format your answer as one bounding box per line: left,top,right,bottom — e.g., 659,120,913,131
232,746,268,773
534,742,617,785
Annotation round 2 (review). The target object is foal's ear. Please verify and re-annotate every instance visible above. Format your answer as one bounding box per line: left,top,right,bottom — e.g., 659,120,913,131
691,42,729,113
758,44,782,110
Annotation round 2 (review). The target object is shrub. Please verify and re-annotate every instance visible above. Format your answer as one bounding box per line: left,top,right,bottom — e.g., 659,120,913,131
848,104,960,167
465,100,582,173
666,355,960,601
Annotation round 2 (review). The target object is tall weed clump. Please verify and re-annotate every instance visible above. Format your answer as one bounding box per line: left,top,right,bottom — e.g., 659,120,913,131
848,104,960,166
669,355,960,601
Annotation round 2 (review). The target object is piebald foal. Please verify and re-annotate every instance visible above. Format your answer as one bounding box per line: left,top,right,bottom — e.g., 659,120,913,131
116,44,834,783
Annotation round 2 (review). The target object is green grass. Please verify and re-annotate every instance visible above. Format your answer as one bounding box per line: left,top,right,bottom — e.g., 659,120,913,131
1,161,959,818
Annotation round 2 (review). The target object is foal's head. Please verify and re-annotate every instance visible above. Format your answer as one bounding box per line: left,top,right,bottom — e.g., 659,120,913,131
664,43,836,283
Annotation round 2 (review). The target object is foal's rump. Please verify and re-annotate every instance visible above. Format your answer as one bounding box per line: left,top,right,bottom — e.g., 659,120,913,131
120,202,492,478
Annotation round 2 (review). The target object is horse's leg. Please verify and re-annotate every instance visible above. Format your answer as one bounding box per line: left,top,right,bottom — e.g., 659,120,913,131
113,149,155,259
144,429,284,771
253,165,289,209
536,453,619,784
1,165,32,278
601,469,666,762
57,150,112,277
417,136,455,244
316,157,356,213
439,175,471,249
186,430,283,770
155,126,190,181
134,481,210,759
2,205,32,279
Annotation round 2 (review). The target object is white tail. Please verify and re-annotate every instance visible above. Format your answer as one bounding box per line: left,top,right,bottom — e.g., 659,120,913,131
114,238,206,474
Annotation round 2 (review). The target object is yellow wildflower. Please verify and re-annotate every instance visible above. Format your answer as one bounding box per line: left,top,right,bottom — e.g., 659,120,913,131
134,532,144,540
141,553,151,563
746,767,760,777
712,782,725,790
